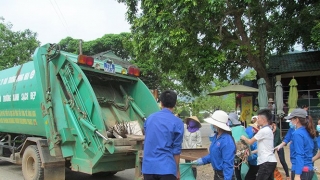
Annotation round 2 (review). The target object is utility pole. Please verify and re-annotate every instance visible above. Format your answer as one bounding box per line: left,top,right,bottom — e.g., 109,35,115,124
79,39,83,55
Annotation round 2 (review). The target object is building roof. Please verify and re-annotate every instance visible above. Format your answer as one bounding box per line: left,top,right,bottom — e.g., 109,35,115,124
267,51,320,74
92,51,133,68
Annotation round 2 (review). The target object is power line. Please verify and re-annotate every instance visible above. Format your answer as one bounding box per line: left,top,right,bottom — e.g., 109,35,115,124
49,0,70,36
53,0,69,31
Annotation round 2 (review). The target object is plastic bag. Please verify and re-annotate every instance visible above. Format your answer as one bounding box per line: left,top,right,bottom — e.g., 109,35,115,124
180,163,196,180
240,163,249,180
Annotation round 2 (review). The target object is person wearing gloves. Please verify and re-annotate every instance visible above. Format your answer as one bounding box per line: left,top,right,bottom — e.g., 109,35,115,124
228,112,248,180
194,110,236,180
183,116,202,178
277,112,318,177
283,108,316,180
274,114,296,159
241,109,277,180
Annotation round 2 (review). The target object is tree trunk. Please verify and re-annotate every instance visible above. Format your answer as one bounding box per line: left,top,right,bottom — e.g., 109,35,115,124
248,55,272,93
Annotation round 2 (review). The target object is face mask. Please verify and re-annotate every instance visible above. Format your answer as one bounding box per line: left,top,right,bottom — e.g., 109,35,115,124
317,125,320,133
289,121,296,129
210,124,217,133
188,120,197,127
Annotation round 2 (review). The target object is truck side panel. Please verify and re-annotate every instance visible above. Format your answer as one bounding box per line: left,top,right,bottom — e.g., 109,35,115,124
0,62,46,136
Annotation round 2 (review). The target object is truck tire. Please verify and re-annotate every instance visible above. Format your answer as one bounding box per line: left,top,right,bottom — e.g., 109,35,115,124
22,145,44,180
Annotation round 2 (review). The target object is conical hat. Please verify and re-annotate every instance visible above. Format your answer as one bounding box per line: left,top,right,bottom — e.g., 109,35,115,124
185,116,202,128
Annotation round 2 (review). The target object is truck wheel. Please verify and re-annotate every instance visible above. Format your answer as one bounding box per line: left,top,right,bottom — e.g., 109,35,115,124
22,145,44,180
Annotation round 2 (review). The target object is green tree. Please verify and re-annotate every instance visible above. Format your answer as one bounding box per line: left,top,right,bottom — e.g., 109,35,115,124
239,69,257,84
0,18,40,70
173,79,236,121
118,0,320,95
311,22,320,48
191,93,236,122
59,33,133,60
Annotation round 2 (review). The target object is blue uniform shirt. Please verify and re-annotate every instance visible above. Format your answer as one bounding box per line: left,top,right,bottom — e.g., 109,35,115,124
283,128,295,164
246,127,257,166
247,142,258,165
291,127,314,175
245,126,254,140
202,133,235,180
142,108,184,176
283,127,294,144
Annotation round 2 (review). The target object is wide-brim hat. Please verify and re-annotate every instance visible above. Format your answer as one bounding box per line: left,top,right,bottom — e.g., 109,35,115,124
204,110,231,131
185,116,202,128
268,98,274,103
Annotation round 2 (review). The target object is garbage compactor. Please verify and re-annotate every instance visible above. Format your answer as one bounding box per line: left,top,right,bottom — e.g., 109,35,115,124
0,43,159,180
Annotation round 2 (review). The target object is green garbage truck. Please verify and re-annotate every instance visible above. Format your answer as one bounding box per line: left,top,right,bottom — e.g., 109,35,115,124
0,43,159,180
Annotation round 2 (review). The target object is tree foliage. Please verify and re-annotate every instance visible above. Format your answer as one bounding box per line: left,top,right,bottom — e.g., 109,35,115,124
311,22,320,48
118,0,320,95
0,17,40,70
173,79,235,121
190,93,236,122
59,33,134,60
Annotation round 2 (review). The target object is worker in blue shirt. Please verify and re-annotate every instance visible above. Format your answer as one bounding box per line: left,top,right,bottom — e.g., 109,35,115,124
312,119,320,162
142,90,184,180
244,123,259,180
195,110,236,180
275,113,295,163
277,114,319,180
283,108,316,180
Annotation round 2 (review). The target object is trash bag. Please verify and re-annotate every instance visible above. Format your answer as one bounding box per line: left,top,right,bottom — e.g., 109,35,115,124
312,173,318,180
240,163,249,180
180,163,196,180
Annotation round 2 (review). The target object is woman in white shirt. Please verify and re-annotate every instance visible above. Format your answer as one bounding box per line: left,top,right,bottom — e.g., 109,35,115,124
183,116,202,178
183,116,202,148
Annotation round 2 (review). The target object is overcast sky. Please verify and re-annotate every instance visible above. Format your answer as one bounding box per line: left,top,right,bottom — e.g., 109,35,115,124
0,0,131,44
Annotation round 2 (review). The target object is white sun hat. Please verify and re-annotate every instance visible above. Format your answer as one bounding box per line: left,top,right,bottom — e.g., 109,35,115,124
204,110,231,131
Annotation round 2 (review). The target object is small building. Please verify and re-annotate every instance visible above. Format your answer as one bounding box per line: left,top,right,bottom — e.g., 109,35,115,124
267,51,320,129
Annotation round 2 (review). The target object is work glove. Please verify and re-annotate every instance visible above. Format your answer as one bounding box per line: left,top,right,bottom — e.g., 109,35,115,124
274,144,283,151
192,158,204,166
